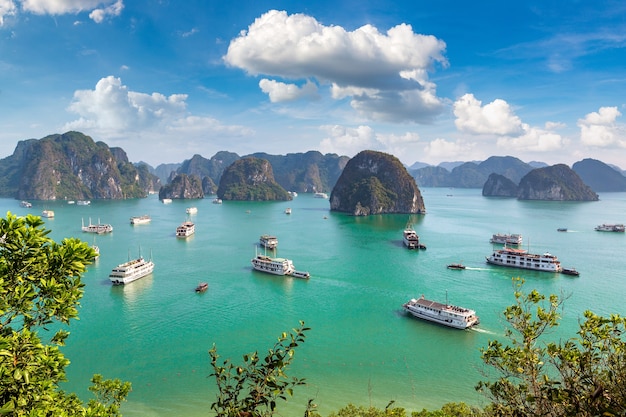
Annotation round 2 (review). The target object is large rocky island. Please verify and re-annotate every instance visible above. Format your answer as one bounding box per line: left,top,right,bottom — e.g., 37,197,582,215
0,131,158,200
216,157,291,201
330,150,425,216
483,164,599,201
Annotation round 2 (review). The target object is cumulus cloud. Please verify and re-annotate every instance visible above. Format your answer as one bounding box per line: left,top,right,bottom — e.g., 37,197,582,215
454,93,524,135
495,126,566,152
423,138,474,160
319,125,376,156
259,79,318,102
224,10,447,123
0,0,17,25
64,76,251,139
14,0,122,23
577,107,626,148
88,0,122,23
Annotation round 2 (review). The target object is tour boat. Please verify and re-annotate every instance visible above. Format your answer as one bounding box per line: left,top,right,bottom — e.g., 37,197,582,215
186,207,198,214
161,198,172,204
176,221,195,238
251,251,309,279
42,210,54,218
82,218,113,234
403,294,479,329
595,224,625,232
486,246,562,272
212,198,222,204
285,207,292,214
109,253,154,285
403,228,420,249
77,200,90,206
447,263,466,270
561,267,580,276
259,234,278,250
20,201,32,208
490,233,522,246
314,192,328,199
130,215,151,225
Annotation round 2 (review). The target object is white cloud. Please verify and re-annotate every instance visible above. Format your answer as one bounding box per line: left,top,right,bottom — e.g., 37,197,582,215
259,79,318,102
319,125,376,157
224,10,447,123
88,0,122,23
0,0,16,25
496,125,566,152
454,93,524,135
423,138,474,160
578,106,626,148
16,0,122,22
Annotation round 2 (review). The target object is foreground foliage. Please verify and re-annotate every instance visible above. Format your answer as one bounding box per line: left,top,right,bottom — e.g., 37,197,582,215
0,212,131,416
477,278,626,417
209,321,310,417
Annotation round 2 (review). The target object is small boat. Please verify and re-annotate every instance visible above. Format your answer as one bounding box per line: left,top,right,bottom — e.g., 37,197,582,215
212,198,222,204
447,263,466,270
557,228,568,232
288,191,298,197
109,250,154,285
285,207,292,214
176,221,195,238
314,192,328,199
403,294,479,329
186,207,198,214
561,267,580,276
67,200,75,204
42,210,55,218
161,198,172,204
77,200,91,206
490,233,522,246
595,224,625,232
82,218,113,234
20,201,32,208
259,234,278,250
130,215,151,225
195,282,208,292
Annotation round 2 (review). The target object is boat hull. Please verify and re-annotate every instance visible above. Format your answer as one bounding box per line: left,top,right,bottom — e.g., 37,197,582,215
109,258,154,285
403,298,479,329
486,249,562,272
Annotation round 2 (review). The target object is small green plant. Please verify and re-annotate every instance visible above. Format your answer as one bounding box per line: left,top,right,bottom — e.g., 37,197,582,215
209,321,310,417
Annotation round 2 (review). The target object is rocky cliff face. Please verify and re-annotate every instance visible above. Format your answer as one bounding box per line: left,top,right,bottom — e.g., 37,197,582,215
482,173,518,197
216,157,291,201
330,150,425,215
158,173,204,199
0,131,159,200
517,164,599,201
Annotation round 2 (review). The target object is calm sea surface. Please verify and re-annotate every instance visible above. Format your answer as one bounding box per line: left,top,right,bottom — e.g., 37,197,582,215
4,189,626,416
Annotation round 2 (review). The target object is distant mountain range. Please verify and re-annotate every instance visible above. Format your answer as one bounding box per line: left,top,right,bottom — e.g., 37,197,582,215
1,132,625,201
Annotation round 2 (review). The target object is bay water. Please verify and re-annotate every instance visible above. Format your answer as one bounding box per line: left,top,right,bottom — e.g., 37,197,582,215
4,188,626,416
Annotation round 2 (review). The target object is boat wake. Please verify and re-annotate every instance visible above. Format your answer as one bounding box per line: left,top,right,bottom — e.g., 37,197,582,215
464,267,489,271
471,327,497,335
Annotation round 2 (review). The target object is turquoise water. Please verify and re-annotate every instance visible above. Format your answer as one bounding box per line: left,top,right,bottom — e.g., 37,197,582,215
4,189,626,416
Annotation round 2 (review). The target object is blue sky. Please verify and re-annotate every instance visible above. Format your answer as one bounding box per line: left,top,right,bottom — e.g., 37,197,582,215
1,0,625,168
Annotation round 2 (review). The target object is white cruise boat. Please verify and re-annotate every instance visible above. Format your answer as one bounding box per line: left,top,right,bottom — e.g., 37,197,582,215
595,223,625,232
251,252,310,279
130,215,151,225
82,218,113,234
212,198,222,204
490,233,522,246
259,234,278,250
20,201,32,208
77,200,91,206
314,192,328,199
186,207,198,214
403,228,420,249
109,254,154,285
42,210,55,218
161,198,172,204
403,295,479,329
176,221,195,238
486,247,562,272
284,207,292,214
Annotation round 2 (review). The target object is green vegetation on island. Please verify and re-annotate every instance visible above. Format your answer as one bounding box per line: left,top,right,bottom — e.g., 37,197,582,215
217,157,291,201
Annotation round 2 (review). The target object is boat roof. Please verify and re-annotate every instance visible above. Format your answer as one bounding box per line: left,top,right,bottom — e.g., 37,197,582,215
411,296,475,315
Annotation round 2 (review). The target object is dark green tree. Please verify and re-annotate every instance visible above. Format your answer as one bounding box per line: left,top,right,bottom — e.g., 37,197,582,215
477,278,626,416
0,212,131,416
209,321,310,417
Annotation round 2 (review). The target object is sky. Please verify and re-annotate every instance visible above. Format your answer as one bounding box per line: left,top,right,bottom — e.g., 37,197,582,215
1,0,626,169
